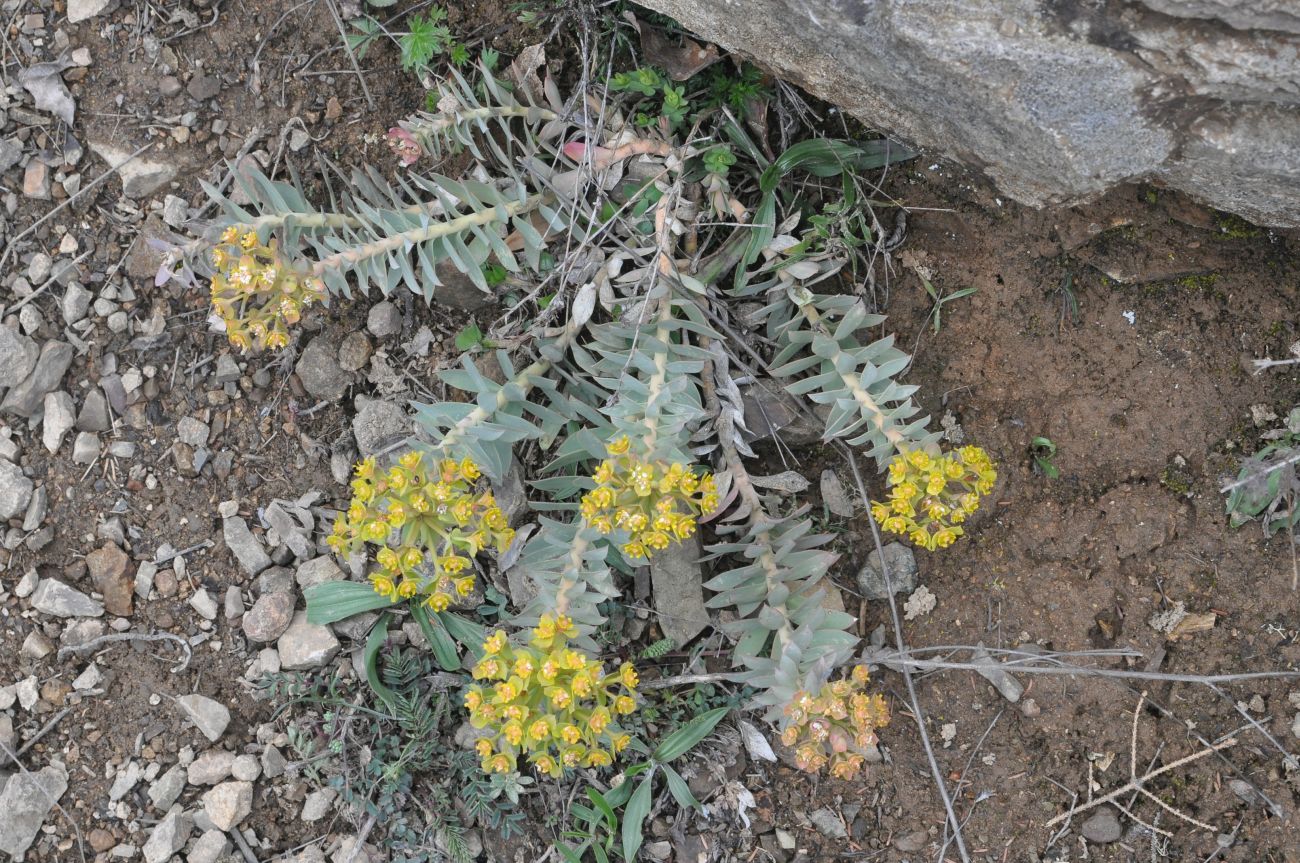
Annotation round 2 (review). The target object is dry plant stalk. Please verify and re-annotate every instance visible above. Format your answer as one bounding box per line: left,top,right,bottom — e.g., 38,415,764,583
1044,692,1237,837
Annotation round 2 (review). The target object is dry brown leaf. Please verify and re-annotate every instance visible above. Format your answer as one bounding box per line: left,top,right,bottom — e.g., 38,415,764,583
506,42,546,104
623,12,722,81
1167,611,1217,640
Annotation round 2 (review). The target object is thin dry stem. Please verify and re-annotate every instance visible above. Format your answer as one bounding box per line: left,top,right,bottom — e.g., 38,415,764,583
1044,692,1236,831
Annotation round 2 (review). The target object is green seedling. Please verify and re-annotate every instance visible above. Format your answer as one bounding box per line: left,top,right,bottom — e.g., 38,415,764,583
920,274,977,334
1031,436,1060,479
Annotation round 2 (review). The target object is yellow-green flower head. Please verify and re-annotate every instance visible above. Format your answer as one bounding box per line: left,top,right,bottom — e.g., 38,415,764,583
872,446,996,551
463,614,640,779
579,436,716,563
208,228,326,354
779,665,888,782
328,450,516,610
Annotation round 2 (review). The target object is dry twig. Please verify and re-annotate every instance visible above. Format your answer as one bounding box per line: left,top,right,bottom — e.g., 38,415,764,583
1044,693,1236,835
57,631,192,673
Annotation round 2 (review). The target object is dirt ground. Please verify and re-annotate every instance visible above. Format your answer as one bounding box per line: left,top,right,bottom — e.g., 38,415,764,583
2,1,1299,862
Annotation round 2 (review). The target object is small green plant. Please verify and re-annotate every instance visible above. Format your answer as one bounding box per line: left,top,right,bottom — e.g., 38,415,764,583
402,8,455,71
348,5,467,75
1225,407,1300,536
202,57,998,799
1031,436,1060,479
919,273,977,334
702,63,768,115
264,637,524,863
560,707,729,863
608,67,690,130
1055,270,1081,332
454,323,486,352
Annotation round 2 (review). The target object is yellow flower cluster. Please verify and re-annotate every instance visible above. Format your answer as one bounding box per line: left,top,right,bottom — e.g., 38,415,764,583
327,451,514,610
579,436,718,560
870,446,997,551
466,614,639,777
209,227,326,353
780,666,889,781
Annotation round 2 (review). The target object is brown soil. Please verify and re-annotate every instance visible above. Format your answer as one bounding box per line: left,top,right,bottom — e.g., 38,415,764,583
3,2,1299,862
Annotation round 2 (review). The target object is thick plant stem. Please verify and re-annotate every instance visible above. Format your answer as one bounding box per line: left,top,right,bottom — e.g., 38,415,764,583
435,323,581,456
310,195,544,277
553,526,594,617
244,199,448,236
795,297,909,451
640,192,681,454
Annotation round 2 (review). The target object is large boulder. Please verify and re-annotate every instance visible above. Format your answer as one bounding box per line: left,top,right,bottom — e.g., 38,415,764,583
637,0,1300,226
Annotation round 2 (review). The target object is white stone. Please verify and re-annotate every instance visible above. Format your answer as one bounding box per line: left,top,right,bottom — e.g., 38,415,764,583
231,754,262,782
189,587,219,621
41,391,76,452
300,788,335,822
202,781,253,831
187,829,231,863
71,662,102,691
68,0,113,24
142,805,191,863
176,693,231,742
31,577,104,617
277,611,340,670
147,764,186,811
188,749,235,785
71,431,99,464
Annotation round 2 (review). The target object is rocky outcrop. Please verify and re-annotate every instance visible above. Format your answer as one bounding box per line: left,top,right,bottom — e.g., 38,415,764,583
636,0,1300,225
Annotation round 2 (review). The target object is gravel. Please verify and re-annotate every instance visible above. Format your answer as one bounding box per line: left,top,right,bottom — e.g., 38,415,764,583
76,387,110,430
0,326,39,387
189,587,219,621
366,301,401,338
223,516,272,576
296,335,351,401
296,554,344,589
86,542,133,616
0,459,34,519
1,340,73,416
1081,807,1122,843
278,611,340,669
66,431,97,464
0,764,69,858
31,577,104,617
243,591,295,642
176,693,231,742
855,541,919,599
352,395,408,457
40,390,75,452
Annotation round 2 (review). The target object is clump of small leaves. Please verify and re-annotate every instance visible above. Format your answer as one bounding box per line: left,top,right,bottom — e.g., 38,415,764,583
327,452,514,610
466,614,640,776
266,643,523,863
1225,407,1300,536
871,446,996,550
209,227,326,352
401,8,456,71
607,67,688,129
780,665,889,780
